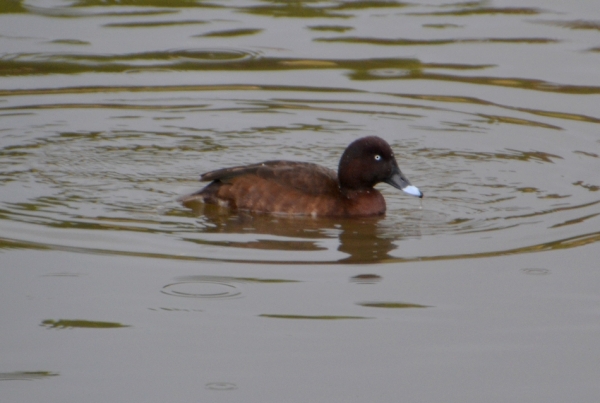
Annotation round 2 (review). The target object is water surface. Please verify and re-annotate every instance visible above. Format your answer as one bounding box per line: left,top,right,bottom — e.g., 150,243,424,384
1,1,599,402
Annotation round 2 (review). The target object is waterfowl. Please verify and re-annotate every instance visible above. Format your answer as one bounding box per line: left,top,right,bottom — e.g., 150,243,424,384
180,136,422,216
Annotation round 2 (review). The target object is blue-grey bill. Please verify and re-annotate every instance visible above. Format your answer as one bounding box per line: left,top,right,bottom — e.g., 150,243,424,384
401,185,423,198
385,168,423,198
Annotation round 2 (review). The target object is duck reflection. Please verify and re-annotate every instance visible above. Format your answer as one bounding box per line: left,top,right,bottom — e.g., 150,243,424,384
183,201,420,263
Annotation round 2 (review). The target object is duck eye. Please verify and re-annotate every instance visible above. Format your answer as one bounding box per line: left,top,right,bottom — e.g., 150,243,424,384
374,154,381,161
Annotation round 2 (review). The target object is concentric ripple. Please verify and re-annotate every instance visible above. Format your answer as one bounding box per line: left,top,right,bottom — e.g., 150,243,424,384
0,84,598,264
162,277,243,299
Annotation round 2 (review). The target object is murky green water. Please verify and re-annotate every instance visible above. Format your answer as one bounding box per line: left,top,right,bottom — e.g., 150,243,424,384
1,1,599,402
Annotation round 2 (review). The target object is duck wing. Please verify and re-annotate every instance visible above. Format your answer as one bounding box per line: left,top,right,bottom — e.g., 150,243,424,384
200,160,339,196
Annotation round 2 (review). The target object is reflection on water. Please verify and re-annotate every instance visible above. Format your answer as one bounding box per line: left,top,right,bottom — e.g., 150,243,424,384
350,274,382,284
183,202,416,263
316,36,559,45
407,6,542,17
40,319,130,329
357,302,430,308
0,371,59,381
205,382,238,391
259,314,371,320
0,50,490,77
2,50,598,95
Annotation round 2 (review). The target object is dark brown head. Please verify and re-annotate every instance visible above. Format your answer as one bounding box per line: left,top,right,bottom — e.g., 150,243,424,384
338,136,422,198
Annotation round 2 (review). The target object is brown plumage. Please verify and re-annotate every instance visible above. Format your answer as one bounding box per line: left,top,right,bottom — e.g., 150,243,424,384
180,136,422,217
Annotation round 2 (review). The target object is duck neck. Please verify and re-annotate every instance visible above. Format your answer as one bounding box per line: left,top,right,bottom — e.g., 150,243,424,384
340,187,386,216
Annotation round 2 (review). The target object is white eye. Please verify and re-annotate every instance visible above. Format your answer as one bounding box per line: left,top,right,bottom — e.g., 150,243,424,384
374,155,381,161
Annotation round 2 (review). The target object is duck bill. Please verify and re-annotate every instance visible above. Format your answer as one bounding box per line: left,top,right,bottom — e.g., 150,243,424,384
384,167,423,198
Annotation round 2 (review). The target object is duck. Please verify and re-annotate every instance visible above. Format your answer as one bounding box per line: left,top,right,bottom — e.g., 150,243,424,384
180,136,422,217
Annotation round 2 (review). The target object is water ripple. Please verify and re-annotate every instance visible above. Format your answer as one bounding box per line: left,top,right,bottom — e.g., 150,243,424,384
162,279,243,299
0,63,597,264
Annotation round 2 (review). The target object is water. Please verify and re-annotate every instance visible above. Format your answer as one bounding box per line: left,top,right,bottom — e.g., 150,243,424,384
1,1,599,402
